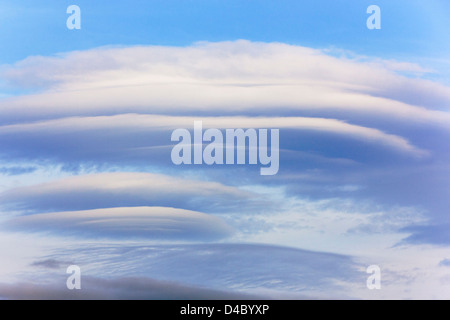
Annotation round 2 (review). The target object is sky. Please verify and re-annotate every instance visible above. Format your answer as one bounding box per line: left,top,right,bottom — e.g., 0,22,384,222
0,0,449,300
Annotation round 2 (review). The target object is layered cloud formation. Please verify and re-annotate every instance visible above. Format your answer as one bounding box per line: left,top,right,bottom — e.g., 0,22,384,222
2,41,449,124
0,40,449,299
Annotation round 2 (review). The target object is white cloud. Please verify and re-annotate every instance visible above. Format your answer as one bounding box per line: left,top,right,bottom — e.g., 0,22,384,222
1,41,449,127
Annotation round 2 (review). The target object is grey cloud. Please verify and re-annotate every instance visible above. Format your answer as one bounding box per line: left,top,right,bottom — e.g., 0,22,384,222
0,276,261,300
39,243,364,297
1,172,255,214
5,207,234,241
31,259,68,270
0,114,431,173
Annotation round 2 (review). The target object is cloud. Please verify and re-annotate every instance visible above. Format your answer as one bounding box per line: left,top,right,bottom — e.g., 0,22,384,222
0,42,445,223
31,259,68,270
401,225,450,246
439,259,450,267
0,276,261,300
20,243,363,298
223,191,428,254
0,166,36,176
0,114,428,169
1,172,254,213
5,207,234,241
0,40,449,299
1,41,449,127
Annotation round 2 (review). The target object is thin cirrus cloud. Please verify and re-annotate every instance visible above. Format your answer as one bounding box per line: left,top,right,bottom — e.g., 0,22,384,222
4,206,234,241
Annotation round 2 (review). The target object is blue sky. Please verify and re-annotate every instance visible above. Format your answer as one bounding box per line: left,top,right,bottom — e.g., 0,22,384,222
1,0,449,63
0,1,449,299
